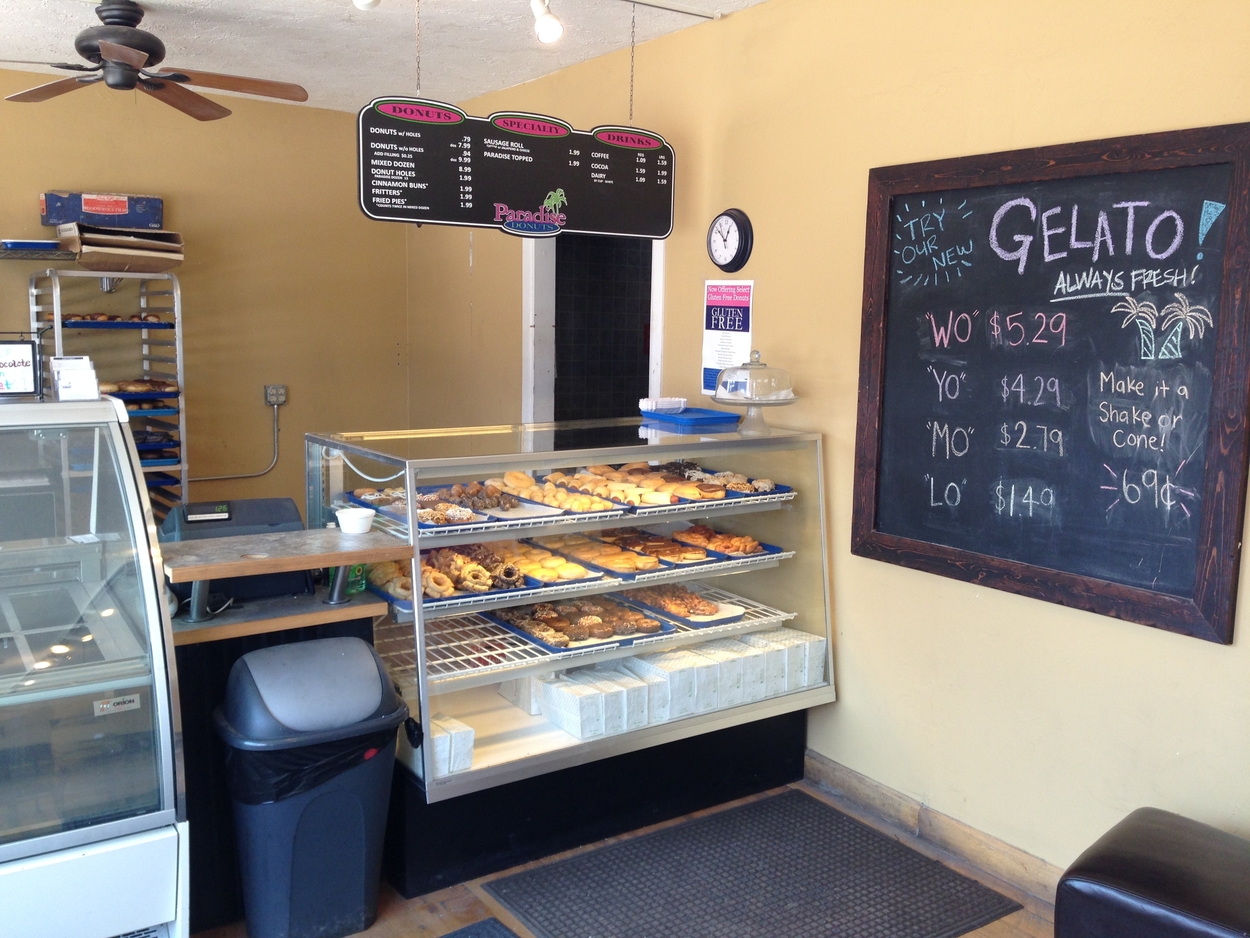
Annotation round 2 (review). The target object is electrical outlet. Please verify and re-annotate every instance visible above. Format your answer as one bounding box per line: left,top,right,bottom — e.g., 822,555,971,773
264,385,287,405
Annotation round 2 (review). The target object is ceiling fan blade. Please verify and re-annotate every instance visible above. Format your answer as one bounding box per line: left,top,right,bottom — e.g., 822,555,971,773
138,78,231,121
6,76,100,103
97,39,149,69
0,59,99,72
149,67,308,102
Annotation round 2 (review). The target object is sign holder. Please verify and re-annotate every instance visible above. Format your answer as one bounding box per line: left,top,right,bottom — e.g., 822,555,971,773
358,97,674,239
0,335,41,400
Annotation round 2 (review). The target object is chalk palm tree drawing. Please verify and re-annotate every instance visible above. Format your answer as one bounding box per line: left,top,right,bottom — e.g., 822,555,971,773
542,188,567,213
1114,296,1159,360
1157,292,1213,360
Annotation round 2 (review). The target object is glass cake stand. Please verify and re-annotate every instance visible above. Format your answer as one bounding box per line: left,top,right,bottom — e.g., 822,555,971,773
711,351,798,436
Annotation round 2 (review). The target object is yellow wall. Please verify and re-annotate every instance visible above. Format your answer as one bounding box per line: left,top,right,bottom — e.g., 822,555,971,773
0,70,409,512
422,0,1250,866
406,225,522,427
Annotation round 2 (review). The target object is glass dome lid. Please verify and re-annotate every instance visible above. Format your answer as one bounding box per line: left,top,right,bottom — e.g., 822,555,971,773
714,350,796,402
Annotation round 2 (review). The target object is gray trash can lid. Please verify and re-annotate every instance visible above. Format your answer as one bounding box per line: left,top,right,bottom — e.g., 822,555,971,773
216,637,406,750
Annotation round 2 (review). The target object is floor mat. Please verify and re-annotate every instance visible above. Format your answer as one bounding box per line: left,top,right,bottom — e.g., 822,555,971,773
484,789,1021,938
443,917,522,938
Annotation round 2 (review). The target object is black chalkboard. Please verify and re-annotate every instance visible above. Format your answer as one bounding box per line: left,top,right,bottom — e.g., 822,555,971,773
852,124,1250,644
357,97,673,238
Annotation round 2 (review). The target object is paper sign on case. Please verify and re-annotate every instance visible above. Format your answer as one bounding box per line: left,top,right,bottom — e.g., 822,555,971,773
701,281,754,395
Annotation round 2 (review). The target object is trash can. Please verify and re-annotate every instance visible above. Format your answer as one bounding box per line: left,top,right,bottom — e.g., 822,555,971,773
213,637,408,938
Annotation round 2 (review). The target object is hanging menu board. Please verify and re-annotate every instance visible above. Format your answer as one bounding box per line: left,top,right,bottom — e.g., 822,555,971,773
358,97,674,238
852,123,1250,644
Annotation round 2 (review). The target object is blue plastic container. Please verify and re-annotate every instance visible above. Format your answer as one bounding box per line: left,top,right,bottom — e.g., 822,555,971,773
640,407,740,432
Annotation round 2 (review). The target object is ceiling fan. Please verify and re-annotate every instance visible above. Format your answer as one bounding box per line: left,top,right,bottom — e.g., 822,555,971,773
0,0,308,121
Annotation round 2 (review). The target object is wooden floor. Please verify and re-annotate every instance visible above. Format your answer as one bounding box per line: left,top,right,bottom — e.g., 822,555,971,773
195,781,1054,938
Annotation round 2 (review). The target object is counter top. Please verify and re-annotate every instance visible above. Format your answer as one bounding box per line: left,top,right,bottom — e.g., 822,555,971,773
160,528,411,583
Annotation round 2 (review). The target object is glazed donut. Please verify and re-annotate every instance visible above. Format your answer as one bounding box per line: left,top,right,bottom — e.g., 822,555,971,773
421,569,455,598
459,563,493,592
386,576,414,600
504,470,535,488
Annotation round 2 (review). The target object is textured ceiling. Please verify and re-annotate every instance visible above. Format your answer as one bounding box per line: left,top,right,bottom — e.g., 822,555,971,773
0,0,765,113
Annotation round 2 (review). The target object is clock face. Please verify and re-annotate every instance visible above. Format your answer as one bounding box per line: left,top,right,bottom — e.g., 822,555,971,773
709,214,741,265
707,208,753,272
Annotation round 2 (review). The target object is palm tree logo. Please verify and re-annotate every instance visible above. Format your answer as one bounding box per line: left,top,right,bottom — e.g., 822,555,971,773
1157,292,1212,359
542,188,567,213
1114,296,1159,360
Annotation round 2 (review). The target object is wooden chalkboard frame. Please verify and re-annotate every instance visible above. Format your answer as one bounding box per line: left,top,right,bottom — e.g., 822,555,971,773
852,123,1250,644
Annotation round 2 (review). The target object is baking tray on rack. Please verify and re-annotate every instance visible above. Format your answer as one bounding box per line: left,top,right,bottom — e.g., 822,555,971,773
58,320,174,329
639,527,788,560
508,490,629,521
528,533,736,570
125,407,178,417
481,608,675,653
414,484,567,523
615,589,747,627
346,490,491,530
367,578,543,614
521,538,662,581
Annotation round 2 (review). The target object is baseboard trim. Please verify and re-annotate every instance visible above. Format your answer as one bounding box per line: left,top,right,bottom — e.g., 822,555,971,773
804,750,1063,906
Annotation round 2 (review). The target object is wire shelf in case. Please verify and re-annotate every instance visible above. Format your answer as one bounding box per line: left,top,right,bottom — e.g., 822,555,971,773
420,574,626,616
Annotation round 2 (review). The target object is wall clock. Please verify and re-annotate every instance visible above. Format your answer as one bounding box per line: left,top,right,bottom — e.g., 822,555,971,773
707,208,753,272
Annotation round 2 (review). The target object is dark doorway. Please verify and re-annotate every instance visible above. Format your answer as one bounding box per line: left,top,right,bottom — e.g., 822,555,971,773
554,234,652,421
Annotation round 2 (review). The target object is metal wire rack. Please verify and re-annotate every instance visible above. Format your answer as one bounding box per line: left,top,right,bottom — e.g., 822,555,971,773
374,585,799,695
420,549,793,619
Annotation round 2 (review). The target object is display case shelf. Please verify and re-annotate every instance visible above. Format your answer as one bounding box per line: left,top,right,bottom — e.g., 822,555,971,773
401,550,793,622
341,490,798,549
378,586,799,697
417,681,833,802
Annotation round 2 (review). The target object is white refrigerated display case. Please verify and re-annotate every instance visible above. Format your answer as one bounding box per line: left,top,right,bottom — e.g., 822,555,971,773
306,418,834,804
0,400,187,938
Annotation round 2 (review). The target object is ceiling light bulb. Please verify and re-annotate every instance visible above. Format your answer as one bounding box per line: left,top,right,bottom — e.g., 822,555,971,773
353,0,381,9
531,0,564,43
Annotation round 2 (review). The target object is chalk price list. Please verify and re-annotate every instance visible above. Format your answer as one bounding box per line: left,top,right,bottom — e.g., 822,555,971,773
920,307,1071,523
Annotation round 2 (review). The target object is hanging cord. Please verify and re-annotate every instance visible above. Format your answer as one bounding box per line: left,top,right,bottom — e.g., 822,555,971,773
415,0,422,97
629,2,636,125
332,450,407,483
189,404,280,482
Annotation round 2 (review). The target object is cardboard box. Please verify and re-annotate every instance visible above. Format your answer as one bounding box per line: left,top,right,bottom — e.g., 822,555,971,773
430,712,475,774
702,639,768,702
538,677,605,739
42,191,164,229
57,223,184,273
566,672,628,736
605,661,669,723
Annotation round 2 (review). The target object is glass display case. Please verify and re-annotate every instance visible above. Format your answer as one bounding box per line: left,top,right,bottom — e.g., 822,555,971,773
0,400,186,938
307,419,834,804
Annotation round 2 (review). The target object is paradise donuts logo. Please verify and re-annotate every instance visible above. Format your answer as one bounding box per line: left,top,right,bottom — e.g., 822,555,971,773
495,188,568,236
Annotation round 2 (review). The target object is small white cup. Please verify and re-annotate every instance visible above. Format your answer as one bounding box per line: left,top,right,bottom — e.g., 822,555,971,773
335,507,376,533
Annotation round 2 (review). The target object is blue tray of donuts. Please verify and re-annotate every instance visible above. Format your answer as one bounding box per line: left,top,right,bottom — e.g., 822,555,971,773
691,468,792,499
482,608,676,653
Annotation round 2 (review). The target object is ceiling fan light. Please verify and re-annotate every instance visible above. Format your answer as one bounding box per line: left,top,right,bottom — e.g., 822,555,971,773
352,0,381,9
530,0,564,43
